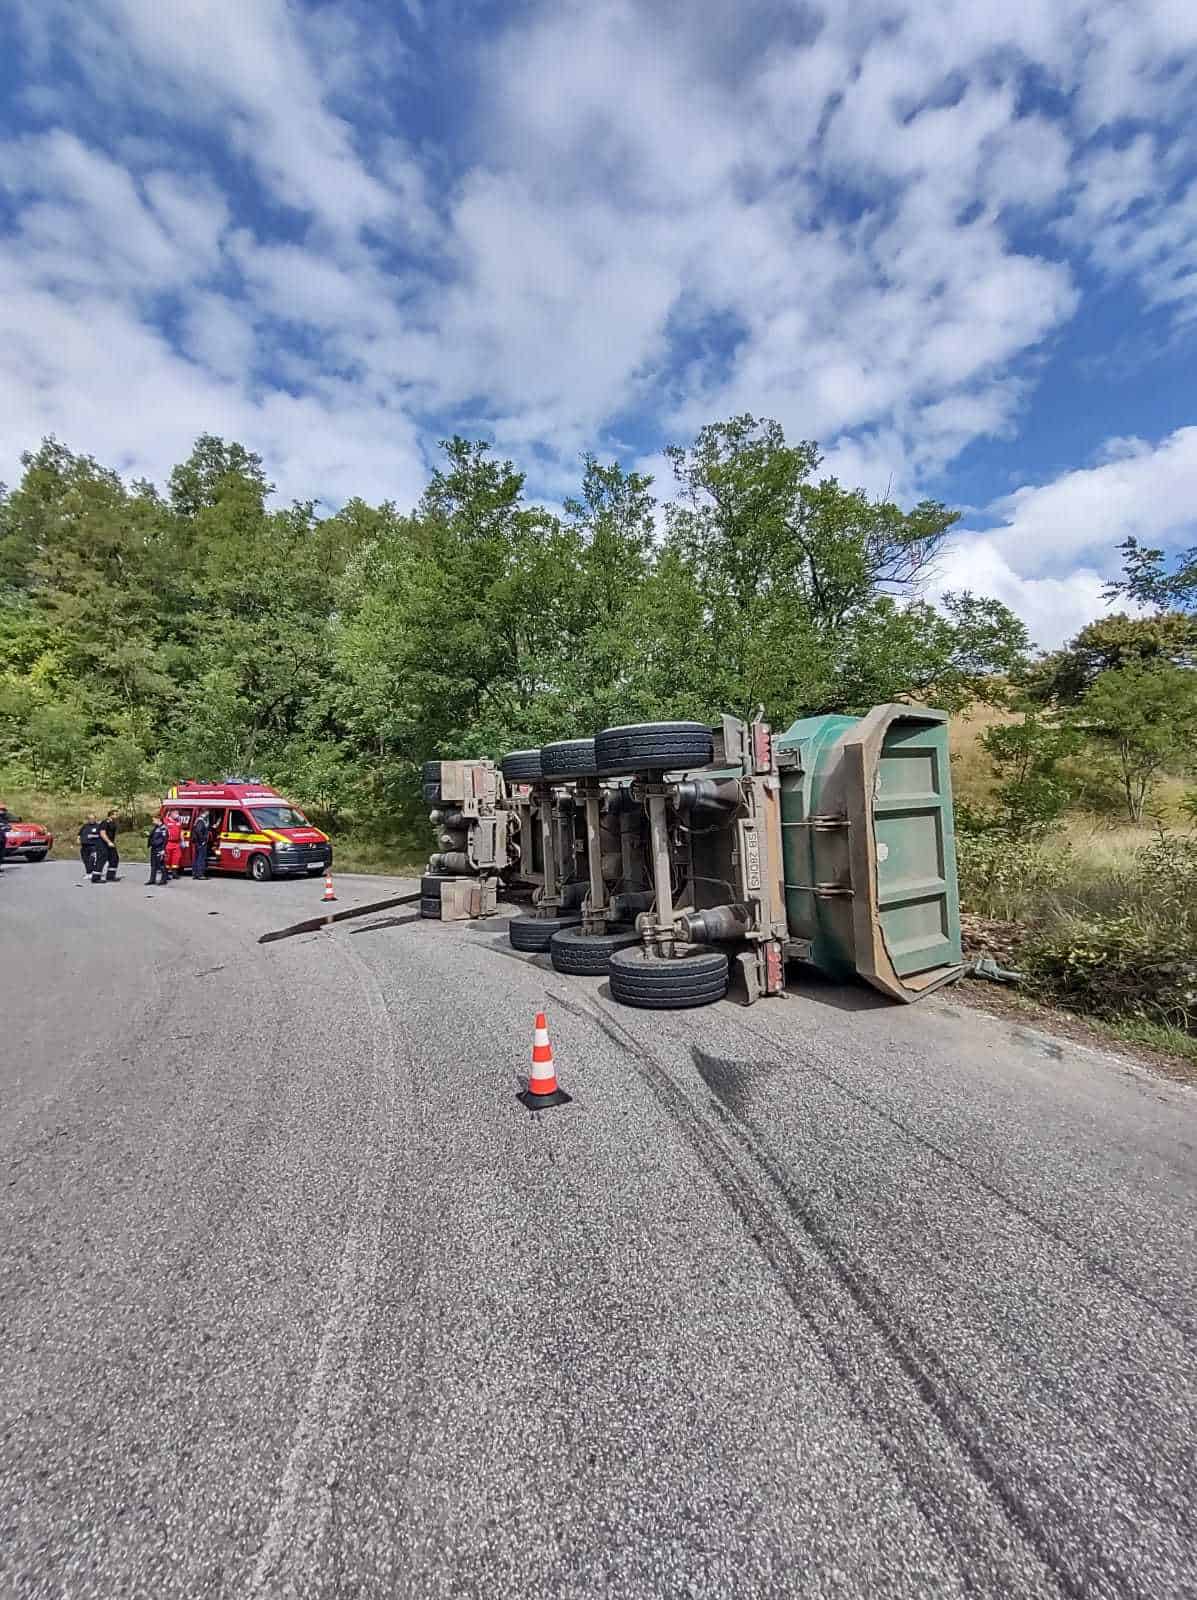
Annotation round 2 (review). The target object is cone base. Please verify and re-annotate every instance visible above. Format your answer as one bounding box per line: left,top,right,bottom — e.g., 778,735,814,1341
518,1086,572,1111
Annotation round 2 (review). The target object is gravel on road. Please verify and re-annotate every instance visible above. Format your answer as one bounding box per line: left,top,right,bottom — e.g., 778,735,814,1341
2,860,1195,1599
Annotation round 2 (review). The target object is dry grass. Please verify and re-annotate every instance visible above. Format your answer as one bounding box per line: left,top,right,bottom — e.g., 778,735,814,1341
948,704,1019,807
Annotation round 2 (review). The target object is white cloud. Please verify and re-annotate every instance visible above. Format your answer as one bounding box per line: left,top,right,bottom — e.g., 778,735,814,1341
930,535,1110,649
986,426,1197,574
2,0,1197,658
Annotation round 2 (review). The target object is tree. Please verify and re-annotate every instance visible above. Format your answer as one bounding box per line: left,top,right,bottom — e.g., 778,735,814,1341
1108,537,1197,614
979,713,1078,833
1075,663,1197,822
24,703,88,788
662,415,1023,719
94,734,149,813
1022,612,1197,704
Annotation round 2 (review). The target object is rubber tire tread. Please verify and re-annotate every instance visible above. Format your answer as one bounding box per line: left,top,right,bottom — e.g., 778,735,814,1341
508,911,582,951
549,924,639,976
419,896,442,919
422,760,443,784
501,748,543,783
595,721,713,774
608,945,729,1009
421,874,450,899
540,738,597,780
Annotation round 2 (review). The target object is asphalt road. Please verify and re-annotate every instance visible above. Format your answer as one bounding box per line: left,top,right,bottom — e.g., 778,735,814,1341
2,859,1195,1600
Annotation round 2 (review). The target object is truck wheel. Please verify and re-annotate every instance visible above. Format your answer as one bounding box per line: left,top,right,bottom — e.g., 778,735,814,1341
608,945,729,1009
501,748,543,784
421,874,450,899
423,781,442,805
422,760,442,784
508,912,582,952
594,721,713,775
419,896,443,919
549,924,640,976
539,738,597,780
248,853,273,882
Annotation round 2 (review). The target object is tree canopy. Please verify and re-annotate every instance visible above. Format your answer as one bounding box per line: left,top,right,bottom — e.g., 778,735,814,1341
0,418,1028,824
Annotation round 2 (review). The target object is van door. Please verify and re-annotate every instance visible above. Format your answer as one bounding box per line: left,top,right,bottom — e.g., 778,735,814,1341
219,807,258,872
175,807,195,870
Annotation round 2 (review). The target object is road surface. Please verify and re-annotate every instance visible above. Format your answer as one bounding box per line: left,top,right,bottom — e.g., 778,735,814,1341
2,859,1195,1599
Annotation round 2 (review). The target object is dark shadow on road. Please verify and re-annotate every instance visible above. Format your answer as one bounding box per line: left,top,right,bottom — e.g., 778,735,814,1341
348,912,422,937
784,964,892,1012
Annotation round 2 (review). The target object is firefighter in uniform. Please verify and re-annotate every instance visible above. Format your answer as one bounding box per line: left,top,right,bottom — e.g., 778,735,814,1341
164,812,183,877
99,808,121,882
78,815,105,883
146,818,170,886
190,809,211,879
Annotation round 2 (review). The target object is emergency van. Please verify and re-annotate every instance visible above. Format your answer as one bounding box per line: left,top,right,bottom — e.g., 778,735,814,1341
159,782,332,881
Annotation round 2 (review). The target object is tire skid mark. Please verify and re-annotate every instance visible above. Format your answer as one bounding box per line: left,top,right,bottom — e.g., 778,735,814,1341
710,1095,1161,1592
731,1010,1196,1346
563,990,1122,1600
248,935,412,1599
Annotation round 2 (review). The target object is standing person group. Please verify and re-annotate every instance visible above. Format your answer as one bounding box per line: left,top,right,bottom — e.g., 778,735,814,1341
77,809,120,884
75,805,210,886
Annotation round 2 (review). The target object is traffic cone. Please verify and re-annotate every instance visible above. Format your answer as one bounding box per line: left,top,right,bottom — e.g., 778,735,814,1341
322,873,336,903
518,1011,571,1110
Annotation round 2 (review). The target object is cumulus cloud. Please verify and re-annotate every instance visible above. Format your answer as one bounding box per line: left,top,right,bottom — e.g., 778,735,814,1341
1,0,1196,649
984,427,1197,574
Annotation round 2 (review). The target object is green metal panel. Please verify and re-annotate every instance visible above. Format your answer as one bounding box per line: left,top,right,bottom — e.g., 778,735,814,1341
776,714,858,978
776,705,962,998
871,716,961,977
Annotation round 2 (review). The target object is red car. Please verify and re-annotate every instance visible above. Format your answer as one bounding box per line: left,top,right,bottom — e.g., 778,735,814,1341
0,809,54,862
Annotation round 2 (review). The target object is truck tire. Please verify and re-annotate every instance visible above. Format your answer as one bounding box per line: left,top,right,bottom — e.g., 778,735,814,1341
501,748,543,784
549,924,640,976
508,911,582,952
423,781,442,805
248,852,273,882
608,945,729,1009
421,873,449,900
539,738,597,780
594,721,713,775
422,760,442,784
419,896,442,919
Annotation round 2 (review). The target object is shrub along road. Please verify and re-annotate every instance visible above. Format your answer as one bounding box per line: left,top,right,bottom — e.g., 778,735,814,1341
2,861,1195,1599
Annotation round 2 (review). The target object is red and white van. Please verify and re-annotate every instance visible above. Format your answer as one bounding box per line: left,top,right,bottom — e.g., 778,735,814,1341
159,782,332,881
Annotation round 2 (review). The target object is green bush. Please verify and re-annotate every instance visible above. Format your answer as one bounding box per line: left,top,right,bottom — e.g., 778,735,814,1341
1022,914,1197,1034
955,830,1074,923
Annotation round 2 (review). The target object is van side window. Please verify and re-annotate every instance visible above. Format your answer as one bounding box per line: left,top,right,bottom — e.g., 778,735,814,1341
229,810,254,833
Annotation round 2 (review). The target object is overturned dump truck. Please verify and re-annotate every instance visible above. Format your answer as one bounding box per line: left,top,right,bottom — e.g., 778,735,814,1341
419,702,964,1009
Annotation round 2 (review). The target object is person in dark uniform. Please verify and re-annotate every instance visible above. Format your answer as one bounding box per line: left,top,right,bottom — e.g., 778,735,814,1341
78,814,105,883
0,806,9,873
190,808,211,879
146,818,170,886
99,808,121,882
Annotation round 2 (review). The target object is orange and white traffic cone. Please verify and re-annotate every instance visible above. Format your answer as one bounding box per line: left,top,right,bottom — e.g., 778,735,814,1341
518,1010,571,1110
322,873,336,903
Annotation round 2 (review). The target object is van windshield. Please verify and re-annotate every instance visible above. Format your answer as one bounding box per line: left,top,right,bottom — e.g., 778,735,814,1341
250,805,309,830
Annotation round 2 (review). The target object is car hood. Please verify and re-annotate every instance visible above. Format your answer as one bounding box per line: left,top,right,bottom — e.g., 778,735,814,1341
265,826,329,844
5,822,50,839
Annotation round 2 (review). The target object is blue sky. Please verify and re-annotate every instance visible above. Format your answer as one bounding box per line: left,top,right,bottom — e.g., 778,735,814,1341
2,0,1196,645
